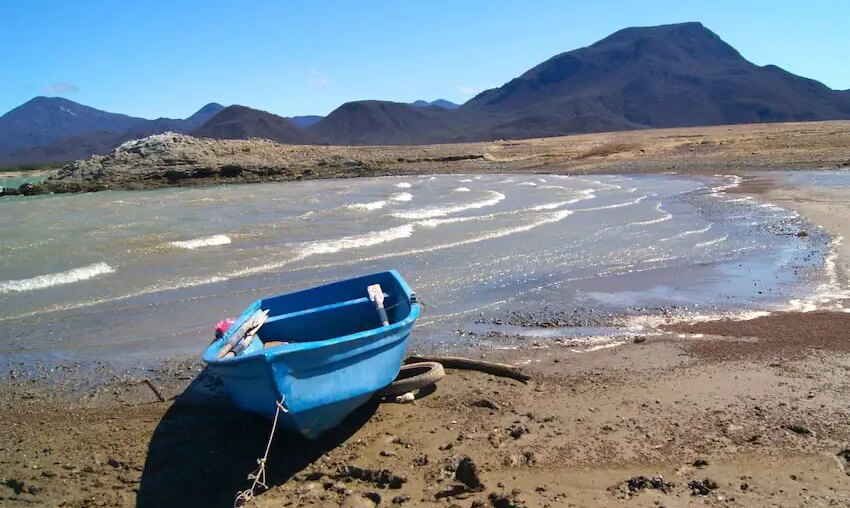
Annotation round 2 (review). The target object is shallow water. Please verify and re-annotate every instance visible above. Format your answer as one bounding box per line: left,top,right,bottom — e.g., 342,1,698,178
0,173,832,366
0,173,47,192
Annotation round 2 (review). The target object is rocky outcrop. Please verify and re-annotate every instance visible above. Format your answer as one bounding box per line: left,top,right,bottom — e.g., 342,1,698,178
0,132,488,196
27,133,313,194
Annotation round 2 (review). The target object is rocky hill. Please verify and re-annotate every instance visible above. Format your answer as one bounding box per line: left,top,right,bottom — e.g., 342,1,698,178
308,100,457,144
458,22,850,139
191,105,308,143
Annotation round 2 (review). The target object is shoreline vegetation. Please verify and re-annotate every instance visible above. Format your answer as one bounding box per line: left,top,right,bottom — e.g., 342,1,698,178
1,120,849,197
1,123,849,507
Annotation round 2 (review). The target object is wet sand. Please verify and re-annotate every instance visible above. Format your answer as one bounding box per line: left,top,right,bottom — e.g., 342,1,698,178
2,136,850,506
733,172,850,292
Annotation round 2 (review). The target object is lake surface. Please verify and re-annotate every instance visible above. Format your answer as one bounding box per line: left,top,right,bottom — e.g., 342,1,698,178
0,173,833,367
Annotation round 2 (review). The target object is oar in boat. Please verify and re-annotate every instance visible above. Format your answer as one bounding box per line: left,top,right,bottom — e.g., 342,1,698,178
217,308,269,358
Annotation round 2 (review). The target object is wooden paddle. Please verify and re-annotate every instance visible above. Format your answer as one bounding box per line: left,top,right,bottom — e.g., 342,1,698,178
217,309,269,359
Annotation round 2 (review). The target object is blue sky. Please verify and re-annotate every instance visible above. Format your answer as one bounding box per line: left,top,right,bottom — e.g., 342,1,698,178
2,1,849,119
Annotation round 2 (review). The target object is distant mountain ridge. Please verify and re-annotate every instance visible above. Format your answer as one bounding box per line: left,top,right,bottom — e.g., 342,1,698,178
287,115,323,128
410,99,459,109
0,97,145,153
3,21,850,162
0,100,223,164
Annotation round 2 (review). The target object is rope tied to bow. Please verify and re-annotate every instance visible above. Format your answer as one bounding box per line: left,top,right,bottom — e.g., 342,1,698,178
234,397,288,507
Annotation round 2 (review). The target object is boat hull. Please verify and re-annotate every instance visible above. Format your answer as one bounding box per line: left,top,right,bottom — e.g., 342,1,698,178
202,271,419,439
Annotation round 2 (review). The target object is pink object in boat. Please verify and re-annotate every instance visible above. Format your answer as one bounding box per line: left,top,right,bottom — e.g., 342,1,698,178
215,317,237,339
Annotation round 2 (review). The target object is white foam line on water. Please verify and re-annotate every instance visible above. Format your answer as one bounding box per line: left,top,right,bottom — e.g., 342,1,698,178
530,201,569,211
657,223,714,243
346,200,387,211
390,192,413,202
0,262,115,293
537,187,597,205
628,203,673,226
573,177,622,190
395,182,412,188
453,187,470,192
182,197,221,204
679,223,713,237
709,174,743,196
392,191,506,219
169,234,232,249
621,309,773,332
785,235,850,312
517,181,537,187
694,235,728,248
296,224,415,257
346,191,414,211
459,178,473,183
571,195,647,212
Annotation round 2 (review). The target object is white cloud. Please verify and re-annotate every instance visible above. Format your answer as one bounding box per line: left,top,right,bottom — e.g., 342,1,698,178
307,69,330,87
43,82,79,95
458,85,477,95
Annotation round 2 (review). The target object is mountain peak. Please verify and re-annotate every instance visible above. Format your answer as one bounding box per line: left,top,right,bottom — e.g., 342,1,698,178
12,96,80,112
186,103,225,124
195,102,225,114
589,21,742,61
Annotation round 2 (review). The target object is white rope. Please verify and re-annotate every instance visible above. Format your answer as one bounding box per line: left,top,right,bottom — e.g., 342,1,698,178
234,397,288,507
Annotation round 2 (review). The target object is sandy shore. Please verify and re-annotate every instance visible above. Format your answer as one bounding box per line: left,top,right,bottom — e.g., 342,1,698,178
2,160,850,506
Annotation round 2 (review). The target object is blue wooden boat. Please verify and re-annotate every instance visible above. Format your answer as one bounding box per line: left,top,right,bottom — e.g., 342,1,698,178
202,270,420,439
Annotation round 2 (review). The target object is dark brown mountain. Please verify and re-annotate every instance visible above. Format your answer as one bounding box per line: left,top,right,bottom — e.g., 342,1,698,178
192,105,308,143
458,22,850,139
308,101,456,145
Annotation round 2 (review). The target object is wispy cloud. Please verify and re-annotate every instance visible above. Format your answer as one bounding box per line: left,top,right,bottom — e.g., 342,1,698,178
43,82,79,95
307,69,330,88
458,85,477,95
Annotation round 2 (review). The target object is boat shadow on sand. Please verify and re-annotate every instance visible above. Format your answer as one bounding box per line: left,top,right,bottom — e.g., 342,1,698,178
136,369,378,508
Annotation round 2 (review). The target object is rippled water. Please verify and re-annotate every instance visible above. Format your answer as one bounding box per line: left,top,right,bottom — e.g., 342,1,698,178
0,173,831,365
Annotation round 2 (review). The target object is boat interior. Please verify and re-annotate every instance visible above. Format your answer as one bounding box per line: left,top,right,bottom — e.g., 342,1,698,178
210,272,415,359
257,291,405,344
